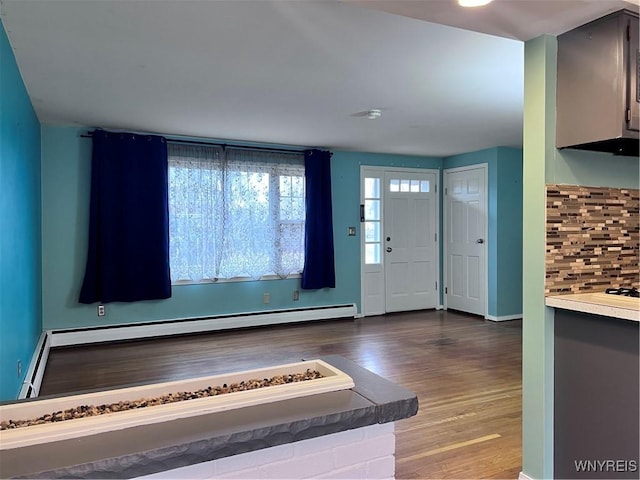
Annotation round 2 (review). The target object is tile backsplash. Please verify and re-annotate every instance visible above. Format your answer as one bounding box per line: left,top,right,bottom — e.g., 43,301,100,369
546,184,639,295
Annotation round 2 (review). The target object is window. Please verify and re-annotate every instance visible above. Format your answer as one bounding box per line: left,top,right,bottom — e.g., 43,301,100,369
363,177,381,264
389,178,430,193
168,143,305,283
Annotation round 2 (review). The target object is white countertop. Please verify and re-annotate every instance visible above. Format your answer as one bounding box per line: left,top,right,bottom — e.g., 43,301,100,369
546,293,640,322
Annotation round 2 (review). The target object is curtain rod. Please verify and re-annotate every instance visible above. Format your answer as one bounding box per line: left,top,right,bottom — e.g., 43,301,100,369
80,132,308,155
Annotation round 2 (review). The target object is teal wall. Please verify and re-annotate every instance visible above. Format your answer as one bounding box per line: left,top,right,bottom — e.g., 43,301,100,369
495,147,523,318
42,127,348,329
41,126,525,330
40,126,444,330
551,147,639,188
331,151,444,307
0,21,42,400
521,34,639,480
444,147,523,318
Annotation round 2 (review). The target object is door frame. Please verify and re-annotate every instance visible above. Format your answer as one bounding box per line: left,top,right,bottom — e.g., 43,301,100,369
360,166,440,316
442,164,488,318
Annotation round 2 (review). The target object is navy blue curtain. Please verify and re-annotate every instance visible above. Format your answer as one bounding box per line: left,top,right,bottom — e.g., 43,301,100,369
301,149,335,289
79,130,171,304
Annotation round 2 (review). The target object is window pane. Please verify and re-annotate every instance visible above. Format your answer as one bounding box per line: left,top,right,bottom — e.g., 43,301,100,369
364,199,380,220
278,222,304,272
420,180,430,192
365,177,380,198
365,221,380,242
410,180,420,192
280,197,293,220
291,176,304,197
365,244,381,264
280,175,291,196
280,174,305,221
390,179,400,192
223,170,272,278
292,197,305,219
400,179,410,192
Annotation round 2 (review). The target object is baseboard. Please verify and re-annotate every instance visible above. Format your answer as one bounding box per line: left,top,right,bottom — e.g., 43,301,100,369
436,304,444,310
518,471,534,480
486,313,522,322
18,331,51,399
49,304,357,348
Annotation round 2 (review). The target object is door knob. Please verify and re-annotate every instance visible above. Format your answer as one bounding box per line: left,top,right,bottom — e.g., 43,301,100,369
386,247,392,252
476,239,484,244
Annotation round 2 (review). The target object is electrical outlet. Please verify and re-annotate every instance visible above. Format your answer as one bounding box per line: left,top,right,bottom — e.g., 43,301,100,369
293,290,299,301
17,360,21,378
263,293,270,304
97,304,105,316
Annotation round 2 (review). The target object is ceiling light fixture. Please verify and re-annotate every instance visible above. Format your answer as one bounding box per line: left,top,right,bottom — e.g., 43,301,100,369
458,0,493,7
367,109,382,120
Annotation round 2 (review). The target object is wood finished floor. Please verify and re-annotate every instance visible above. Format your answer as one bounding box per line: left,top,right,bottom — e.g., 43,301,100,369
40,310,522,479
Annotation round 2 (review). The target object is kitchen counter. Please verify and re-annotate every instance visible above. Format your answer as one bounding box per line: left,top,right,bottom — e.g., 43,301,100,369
545,292,639,322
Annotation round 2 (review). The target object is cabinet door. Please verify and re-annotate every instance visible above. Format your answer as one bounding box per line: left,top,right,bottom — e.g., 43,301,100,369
628,15,639,132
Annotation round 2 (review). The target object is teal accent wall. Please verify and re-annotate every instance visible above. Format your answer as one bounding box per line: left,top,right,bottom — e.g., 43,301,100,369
41,127,350,329
551,145,640,188
0,20,42,401
40,127,443,330
495,147,523,318
332,151,444,307
444,147,523,318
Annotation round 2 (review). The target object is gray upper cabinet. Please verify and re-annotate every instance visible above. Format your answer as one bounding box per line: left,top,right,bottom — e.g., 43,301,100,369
556,10,639,156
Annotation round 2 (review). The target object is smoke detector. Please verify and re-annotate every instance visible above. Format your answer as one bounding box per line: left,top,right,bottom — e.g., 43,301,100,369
458,0,493,6
367,109,382,120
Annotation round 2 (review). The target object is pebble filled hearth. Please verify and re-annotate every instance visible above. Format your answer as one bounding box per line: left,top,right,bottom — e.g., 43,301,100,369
0,356,417,479
1,369,324,431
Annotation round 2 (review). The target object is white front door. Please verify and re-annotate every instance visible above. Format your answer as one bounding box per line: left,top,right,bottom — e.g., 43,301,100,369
361,168,438,315
444,166,487,316
384,171,438,312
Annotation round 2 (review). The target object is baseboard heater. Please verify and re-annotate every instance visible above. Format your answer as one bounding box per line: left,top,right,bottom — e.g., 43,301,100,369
19,331,51,399
17,304,356,400
49,304,358,348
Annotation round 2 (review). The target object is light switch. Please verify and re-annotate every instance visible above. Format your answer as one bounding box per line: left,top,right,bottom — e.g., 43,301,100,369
348,226,356,236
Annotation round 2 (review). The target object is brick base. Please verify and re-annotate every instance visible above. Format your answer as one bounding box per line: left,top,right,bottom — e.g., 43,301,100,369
138,423,396,479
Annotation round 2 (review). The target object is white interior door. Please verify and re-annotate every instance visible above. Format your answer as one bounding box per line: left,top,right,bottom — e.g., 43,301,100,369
444,166,487,316
361,168,438,316
384,171,438,313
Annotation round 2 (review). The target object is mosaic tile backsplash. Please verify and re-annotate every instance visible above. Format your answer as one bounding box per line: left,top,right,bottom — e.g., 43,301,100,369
546,184,639,295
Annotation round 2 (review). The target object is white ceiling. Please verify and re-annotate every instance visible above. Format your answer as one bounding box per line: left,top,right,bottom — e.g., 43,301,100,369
350,0,639,41
1,0,637,157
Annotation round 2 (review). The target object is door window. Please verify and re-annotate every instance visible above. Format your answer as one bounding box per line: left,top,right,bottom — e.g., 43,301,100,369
363,177,381,264
389,178,430,193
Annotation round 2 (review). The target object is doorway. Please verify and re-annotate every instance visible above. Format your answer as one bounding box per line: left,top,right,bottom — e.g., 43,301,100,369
443,165,488,317
360,167,439,316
